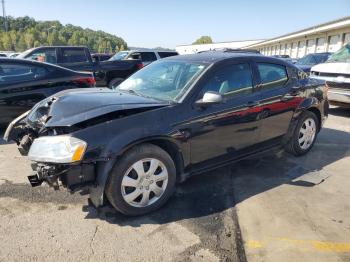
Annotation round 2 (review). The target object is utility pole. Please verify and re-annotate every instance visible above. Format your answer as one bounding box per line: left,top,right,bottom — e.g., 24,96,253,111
2,0,8,32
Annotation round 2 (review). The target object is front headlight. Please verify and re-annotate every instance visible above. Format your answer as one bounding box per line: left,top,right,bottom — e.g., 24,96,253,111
28,136,87,163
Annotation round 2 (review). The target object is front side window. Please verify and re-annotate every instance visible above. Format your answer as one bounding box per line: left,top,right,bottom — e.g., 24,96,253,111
0,63,48,84
257,63,288,90
61,48,88,63
200,63,253,98
117,60,207,102
26,49,57,64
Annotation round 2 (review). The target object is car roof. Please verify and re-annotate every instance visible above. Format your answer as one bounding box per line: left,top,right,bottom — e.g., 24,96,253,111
309,52,332,55
163,51,291,65
128,49,177,53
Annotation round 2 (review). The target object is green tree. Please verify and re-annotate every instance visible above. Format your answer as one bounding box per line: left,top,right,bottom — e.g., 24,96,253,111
1,33,12,50
192,36,213,45
47,29,60,46
17,35,27,51
24,32,35,49
0,16,128,52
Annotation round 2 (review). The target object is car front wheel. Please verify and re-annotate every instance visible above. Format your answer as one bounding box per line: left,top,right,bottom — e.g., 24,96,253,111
105,144,176,215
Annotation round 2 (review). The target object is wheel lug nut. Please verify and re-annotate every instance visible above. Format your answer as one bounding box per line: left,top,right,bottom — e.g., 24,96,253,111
150,180,154,184
146,186,149,190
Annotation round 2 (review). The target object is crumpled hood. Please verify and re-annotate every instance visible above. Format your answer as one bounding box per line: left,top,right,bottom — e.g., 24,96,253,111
311,62,350,74
28,88,168,127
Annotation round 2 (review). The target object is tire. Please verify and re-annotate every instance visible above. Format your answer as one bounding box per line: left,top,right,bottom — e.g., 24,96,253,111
105,143,176,216
285,111,319,156
108,78,124,89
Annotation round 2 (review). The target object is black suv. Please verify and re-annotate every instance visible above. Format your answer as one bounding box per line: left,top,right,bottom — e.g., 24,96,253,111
17,46,144,88
5,52,328,215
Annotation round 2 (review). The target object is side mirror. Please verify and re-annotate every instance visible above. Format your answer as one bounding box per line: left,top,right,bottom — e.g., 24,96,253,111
195,91,224,108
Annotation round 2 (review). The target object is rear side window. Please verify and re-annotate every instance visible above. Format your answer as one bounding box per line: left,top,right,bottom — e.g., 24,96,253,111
257,63,288,90
61,48,88,63
0,63,48,84
201,63,253,98
140,52,157,62
158,52,178,58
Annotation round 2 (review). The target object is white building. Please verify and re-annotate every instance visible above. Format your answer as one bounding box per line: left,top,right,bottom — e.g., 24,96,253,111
246,16,350,58
176,16,350,58
175,39,264,55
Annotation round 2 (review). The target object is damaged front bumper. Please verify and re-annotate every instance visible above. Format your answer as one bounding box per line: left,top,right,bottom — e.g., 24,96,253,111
4,112,96,193
29,162,96,192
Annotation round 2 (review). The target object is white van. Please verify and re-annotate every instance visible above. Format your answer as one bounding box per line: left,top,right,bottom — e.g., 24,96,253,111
310,43,350,108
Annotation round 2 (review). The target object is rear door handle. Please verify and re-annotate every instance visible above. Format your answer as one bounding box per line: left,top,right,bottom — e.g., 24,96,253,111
246,101,259,107
281,94,296,101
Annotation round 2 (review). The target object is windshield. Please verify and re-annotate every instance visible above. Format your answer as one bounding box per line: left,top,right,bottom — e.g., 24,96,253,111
296,54,314,65
327,44,350,63
109,51,130,61
117,60,208,102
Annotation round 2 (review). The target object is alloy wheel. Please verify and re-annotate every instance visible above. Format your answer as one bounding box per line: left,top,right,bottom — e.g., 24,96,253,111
121,158,169,207
298,117,316,150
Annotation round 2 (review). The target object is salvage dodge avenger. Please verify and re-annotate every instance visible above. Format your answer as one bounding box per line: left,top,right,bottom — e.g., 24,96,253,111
4,52,328,215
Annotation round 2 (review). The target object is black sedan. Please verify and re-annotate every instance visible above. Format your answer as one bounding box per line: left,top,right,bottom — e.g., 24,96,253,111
295,52,332,74
5,52,328,215
0,58,95,125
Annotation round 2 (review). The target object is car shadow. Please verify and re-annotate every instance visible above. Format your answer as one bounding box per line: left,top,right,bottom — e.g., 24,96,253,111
82,127,350,226
328,106,350,117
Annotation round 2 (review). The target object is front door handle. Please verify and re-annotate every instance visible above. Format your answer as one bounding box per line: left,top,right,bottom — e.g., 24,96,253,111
246,101,259,107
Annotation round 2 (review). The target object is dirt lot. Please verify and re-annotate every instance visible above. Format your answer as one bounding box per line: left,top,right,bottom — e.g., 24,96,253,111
0,107,349,262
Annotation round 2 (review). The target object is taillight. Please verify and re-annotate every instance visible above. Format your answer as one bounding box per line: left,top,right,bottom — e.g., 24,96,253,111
136,63,144,70
73,77,96,87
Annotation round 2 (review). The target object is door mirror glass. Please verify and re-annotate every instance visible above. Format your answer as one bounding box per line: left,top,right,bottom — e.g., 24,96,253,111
195,91,223,107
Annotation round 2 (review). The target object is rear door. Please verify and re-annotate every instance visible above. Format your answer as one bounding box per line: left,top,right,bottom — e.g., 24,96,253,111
253,61,302,144
0,62,51,123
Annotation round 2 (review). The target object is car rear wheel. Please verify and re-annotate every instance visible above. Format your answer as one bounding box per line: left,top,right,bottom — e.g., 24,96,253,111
105,144,176,216
285,111,319,156
108,78,124,89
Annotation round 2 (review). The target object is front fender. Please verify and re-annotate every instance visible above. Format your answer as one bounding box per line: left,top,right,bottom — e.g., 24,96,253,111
73,116,187,207
87,134,186,207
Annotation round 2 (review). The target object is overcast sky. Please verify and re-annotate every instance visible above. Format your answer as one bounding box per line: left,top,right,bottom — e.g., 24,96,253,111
5,0,350,48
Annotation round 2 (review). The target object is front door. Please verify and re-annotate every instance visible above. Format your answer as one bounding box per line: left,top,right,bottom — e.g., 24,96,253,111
185,62,262,169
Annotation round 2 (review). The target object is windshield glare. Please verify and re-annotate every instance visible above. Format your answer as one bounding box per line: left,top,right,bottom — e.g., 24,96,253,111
109,51,130,61
327,44,350,63
117,60,207,102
